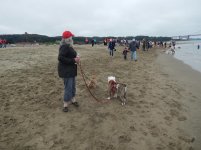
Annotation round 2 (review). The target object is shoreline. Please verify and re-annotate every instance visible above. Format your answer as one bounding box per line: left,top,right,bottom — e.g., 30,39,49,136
156,52,201,149
174,53,201,74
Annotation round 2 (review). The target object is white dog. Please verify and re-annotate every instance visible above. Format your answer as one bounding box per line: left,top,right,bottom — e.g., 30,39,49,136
167,47,175,55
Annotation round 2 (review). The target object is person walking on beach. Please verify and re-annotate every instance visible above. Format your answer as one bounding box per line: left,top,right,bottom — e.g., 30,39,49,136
0,39,2,48
129,39,138,61
58,30,80,112
198,44,200,50
108,39,115,57
91,39,95,47
142,39,146,51
122,46,129,60
2,39,7,48
172,40,176,49
164,42,167,48
85,37,89,44
103,38,107,46
94,38,97,45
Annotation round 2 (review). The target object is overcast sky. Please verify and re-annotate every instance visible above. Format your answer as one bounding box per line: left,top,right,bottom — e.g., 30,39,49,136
0,0,201,37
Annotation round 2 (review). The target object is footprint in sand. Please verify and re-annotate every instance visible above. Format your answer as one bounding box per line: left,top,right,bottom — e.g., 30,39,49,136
128,101,137,106
118,135,131,143
177,116,187,121
130,126,137,131
53,138,64,146
192,95,197,99
178,136,195,143
156,144,166,150
164,116,172,126
164,116,172,121
146,123,160,137
150,130,159,137
170,109,179,117
127,111,133,115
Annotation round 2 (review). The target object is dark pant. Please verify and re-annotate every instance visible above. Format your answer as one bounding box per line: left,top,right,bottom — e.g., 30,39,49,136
124,55,127,60
110,49,114,56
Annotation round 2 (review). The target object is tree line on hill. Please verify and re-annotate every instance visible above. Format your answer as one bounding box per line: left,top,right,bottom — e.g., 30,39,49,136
0,34,171,44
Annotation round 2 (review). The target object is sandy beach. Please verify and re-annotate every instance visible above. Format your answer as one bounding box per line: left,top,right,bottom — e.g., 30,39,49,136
0,44,200,150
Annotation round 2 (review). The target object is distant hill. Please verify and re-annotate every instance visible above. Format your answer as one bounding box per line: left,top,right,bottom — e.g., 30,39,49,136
0,34,61,44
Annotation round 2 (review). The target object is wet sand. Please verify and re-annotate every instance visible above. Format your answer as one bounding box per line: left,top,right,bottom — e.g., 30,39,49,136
0,44,199,150
156,53,201,150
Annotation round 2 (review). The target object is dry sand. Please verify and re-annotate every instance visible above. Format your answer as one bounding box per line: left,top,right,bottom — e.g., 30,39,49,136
0,44,200,150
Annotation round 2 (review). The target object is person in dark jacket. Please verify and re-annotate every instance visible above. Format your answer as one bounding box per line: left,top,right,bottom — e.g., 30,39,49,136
58,31,80,112
129,39,138,61
108,39,115,57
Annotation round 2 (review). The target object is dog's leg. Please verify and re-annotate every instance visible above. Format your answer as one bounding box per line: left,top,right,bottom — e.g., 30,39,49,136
121,98,126,106
115,84,119,98
120,96,126,106
119,94,124,106
107,83,110,99
107,84,112,100
122,87,127,105
107,91,111,100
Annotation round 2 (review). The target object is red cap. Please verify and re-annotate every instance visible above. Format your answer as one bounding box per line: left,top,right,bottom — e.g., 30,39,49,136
62,31,74,39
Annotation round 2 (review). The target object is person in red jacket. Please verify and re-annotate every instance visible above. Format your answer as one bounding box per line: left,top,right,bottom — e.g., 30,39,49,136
85,37,89,44
2,39,7,48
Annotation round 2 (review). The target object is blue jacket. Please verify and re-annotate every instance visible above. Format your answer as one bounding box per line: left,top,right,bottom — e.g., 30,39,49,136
129,41,137,51
108,41,115,50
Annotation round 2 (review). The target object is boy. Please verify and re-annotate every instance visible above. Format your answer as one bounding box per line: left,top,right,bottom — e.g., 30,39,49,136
123,47,129,60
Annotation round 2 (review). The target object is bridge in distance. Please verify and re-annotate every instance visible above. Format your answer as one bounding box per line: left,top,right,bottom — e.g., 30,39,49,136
172,34,201,40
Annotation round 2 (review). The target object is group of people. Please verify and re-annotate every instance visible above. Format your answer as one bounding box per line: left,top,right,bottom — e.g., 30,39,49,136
0,39,7,48
107,38,139,61
84,38,97,46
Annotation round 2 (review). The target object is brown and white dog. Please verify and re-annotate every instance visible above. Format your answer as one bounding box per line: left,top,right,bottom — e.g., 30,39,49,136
107,76,127,105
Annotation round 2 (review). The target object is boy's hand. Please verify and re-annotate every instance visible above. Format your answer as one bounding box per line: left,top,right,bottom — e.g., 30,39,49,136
74,57,80,63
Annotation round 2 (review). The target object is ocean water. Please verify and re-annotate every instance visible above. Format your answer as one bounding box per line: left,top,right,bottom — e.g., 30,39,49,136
173,40,201,73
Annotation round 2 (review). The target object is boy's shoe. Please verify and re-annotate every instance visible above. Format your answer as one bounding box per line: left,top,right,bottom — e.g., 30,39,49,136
63,107,68,112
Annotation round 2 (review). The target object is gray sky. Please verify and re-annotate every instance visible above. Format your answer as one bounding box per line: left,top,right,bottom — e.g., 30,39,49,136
0,0,201,37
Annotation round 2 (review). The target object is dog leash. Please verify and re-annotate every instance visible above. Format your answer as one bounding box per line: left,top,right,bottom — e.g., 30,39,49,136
78,61,110,104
